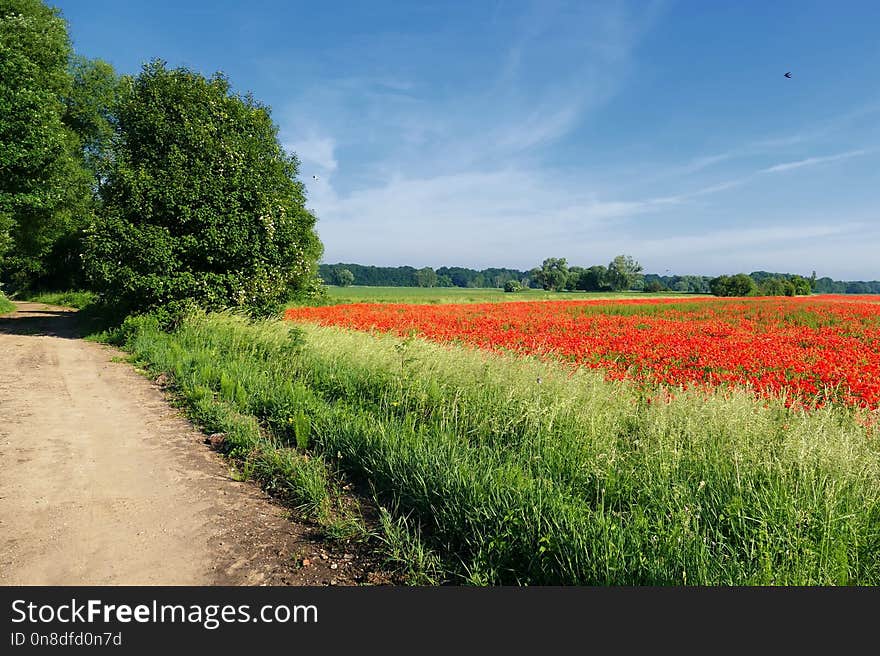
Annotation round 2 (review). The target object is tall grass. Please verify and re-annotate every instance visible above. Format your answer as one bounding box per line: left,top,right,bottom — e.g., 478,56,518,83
20,290,98,309
118,312,880,585
0,291,15,315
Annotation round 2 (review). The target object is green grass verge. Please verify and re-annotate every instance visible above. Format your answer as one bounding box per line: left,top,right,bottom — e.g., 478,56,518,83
0,291,15,315
316,285,705,305
115,311,880,585
19,290,98,309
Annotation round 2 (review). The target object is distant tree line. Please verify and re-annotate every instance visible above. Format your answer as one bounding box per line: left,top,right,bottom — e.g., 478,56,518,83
708,271,880,297
710,273,811,297
320,263,531,288
321,260,879,296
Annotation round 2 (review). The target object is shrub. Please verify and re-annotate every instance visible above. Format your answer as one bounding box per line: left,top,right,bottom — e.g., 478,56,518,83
503,280,523,293
85,60,323,319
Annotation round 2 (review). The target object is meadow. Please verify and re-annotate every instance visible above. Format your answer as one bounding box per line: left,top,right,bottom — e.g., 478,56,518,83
320,285,698,305
115,292,880,585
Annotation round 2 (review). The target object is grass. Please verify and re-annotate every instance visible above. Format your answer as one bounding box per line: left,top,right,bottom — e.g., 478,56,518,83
115,310,880,585
0,291,15,315
19,290,98,309
317,285,704,305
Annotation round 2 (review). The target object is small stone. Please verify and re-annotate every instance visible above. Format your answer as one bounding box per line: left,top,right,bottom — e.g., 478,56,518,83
301,559,311,566
330,563,338,570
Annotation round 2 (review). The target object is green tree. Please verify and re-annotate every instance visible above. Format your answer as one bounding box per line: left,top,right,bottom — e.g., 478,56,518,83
791,275,812,296
84,60,323,318
503,280,523,293
0,0,92,291
759,277,786,296
564,266,584,291
415,266,437,288
710,273,756,297
606,254,643,291
532,257,569,291
332,267,354,287
577,265,607,291
64,55,124,177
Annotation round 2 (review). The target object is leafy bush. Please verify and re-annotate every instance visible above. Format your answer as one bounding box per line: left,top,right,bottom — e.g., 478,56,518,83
85,60,323,319
503,280,523,293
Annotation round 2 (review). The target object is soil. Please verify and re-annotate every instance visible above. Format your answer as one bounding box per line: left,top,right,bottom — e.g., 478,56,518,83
0,302,391,586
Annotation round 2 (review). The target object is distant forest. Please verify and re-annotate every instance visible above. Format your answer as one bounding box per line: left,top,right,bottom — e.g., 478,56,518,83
319,263,880,294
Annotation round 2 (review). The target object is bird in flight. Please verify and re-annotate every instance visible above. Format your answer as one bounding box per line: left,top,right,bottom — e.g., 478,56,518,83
784,72,792,78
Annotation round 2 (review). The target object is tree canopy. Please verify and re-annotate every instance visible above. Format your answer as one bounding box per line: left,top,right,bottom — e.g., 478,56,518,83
605,254,643,291
531,257,569,291
84,60,323,318
0,0,92,291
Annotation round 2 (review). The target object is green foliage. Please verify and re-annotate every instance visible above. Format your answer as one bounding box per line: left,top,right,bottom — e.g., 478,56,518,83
562,266,582,291
531,257,569,291
0,288,15,314
710,273,757,297
644,280,665,293
575,265,607,291
0,0,92,292
330,267,354,287
713,273,812,297
415,266,437,288
503,280,523,293
84,60,323,318
19,288,96,308
64,55,124,177
606,254,643,291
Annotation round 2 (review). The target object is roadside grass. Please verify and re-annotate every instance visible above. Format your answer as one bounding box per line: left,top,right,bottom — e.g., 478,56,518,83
114,311,880,585
114,314,372,549
0,291,14,315
19,289,98,309
314,285,705,306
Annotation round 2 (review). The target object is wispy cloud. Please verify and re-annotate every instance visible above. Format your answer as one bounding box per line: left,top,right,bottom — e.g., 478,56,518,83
648,101,880,182
273,3,876,277
759,149,868,174
635,222,864,256
656,148,872,206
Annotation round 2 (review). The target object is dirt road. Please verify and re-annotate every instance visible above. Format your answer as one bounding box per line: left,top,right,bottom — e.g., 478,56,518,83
0,303,363,585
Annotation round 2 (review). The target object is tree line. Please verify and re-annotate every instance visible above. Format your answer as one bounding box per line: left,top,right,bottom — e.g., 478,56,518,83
1,0,323,322
322,260,877,296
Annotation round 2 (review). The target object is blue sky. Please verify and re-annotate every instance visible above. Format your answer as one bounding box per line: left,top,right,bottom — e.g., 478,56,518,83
53,1,880,278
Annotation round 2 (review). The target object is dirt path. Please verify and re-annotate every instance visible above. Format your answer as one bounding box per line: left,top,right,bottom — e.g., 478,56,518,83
0,302,369,585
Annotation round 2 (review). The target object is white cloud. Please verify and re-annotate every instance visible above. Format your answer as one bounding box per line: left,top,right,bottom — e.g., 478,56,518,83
284,136,338,172
759,149,867,174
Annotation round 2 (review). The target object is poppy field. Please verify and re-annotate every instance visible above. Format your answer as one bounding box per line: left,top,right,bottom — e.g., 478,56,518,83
286,295,880,410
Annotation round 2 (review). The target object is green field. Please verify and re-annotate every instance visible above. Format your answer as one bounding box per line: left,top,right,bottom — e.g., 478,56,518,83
321,285,703,305
115,311,880,585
